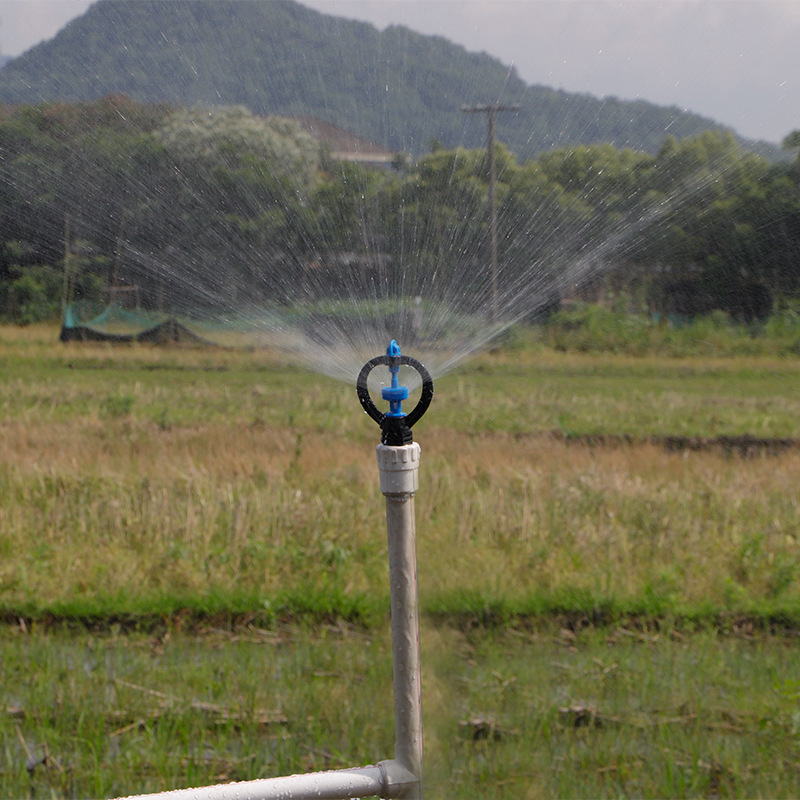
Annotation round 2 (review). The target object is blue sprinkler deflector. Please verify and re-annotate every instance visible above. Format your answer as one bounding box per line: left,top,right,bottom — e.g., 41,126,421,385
356,339,434,445
382,339,409,417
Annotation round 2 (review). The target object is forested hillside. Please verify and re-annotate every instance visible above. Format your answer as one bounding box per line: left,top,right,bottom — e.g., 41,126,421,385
0,0,777,160
2,97,799,327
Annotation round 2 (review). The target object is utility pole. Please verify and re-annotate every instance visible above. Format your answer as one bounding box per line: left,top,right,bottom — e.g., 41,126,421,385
462,103,519,324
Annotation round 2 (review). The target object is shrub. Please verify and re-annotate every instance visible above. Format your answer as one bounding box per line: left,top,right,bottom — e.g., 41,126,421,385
4,265,62,325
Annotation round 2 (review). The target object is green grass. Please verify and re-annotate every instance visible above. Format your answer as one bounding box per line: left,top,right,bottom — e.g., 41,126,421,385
439,625,800,798
443,353,800,438
4,624,800,798
4,323,800,440
537,302,800,358
1,625,395,798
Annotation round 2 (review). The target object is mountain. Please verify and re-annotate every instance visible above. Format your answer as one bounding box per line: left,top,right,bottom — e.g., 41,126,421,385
0,0,779,160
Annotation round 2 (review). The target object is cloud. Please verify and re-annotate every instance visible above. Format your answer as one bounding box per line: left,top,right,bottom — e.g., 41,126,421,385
0,0,95,57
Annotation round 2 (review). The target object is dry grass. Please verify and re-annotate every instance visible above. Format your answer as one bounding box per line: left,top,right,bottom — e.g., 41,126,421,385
419,432,800,613
3,412,799,621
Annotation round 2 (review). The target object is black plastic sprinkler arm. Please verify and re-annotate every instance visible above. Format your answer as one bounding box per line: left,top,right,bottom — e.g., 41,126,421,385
357,341,434,446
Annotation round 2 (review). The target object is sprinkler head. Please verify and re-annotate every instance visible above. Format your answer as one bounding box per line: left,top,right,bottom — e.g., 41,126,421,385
357,340,434,446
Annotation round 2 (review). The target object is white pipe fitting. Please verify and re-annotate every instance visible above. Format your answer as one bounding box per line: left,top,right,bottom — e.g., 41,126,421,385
376,442,420,496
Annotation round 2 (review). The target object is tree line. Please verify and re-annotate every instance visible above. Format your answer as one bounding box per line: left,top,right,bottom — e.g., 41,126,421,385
1,96,799,325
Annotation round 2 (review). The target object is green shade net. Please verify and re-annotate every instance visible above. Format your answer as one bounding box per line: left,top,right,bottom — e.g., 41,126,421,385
60,302,224,345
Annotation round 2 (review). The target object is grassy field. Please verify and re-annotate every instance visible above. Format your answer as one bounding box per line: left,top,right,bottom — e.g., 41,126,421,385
2,323,800,797
6,624,800,798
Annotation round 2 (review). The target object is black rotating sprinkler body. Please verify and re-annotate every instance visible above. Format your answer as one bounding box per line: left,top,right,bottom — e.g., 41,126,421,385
357,340,434,445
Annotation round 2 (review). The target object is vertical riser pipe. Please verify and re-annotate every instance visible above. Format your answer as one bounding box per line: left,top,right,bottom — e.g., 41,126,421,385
377,442,423,799
386,495,423,779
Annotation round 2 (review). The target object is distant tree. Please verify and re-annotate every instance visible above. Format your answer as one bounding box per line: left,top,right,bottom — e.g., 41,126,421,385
147,106,326,305
783,130,800,164
2,97,799,324
154,106,322,188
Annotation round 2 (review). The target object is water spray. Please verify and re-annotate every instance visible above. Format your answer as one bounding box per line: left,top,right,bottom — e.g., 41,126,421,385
118,340,432,800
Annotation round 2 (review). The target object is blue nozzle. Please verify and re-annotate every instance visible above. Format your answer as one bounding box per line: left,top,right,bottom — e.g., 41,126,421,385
382,339,409,417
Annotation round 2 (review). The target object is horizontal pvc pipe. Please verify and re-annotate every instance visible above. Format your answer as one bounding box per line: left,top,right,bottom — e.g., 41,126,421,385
116,761,414,800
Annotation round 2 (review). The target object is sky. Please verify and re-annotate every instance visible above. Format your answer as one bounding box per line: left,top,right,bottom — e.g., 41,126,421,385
0,0,797,144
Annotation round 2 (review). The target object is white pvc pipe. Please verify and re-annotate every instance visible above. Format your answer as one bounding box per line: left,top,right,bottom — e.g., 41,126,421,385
376,442,424,800
116,760,417,800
